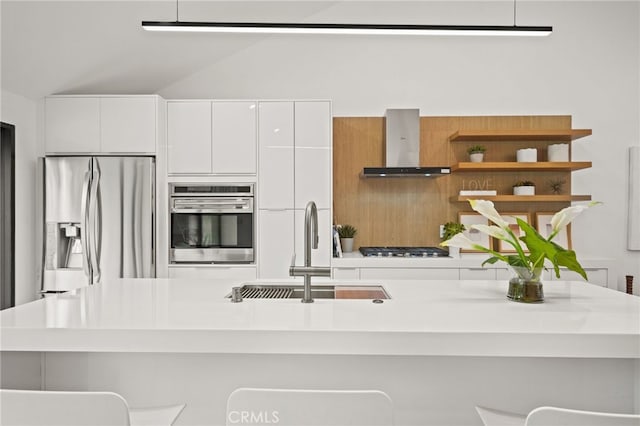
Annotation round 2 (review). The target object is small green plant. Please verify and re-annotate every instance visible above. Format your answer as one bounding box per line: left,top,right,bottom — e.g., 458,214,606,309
513,180,535,187
442,222,466,241
467,145,486,154
548,179,566,194
338,224,357,239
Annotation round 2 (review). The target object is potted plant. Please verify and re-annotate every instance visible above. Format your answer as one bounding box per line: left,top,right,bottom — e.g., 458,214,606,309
442,222,466,257
338,224,357,253
513,180,536,196
467,145,486,163
440,199,600,303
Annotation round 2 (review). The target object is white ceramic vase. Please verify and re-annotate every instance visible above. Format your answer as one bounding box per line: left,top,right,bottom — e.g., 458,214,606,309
547,143,569,162
513,186,535,196
516,148,538,162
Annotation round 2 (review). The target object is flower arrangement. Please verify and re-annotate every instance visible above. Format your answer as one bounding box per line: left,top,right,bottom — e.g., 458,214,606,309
440,199,600,281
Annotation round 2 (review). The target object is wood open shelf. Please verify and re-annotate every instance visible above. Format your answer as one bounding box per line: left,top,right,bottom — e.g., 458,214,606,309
449,128,592,142
451,161,592,172
450,195,592,203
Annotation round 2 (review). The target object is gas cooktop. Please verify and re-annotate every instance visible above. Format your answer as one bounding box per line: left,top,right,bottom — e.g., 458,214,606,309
359,246,450,258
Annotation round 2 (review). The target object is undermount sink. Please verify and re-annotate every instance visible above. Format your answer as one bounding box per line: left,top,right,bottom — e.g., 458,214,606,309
227,284,390,300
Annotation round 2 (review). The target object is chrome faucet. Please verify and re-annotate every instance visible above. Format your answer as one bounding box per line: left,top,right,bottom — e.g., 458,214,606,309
289,201,331,303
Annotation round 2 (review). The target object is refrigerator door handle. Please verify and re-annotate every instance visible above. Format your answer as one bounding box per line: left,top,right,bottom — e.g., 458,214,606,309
89,161,101,284
81,170,92,278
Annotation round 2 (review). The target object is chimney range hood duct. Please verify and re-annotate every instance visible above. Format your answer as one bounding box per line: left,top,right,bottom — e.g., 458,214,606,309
361,109,451,177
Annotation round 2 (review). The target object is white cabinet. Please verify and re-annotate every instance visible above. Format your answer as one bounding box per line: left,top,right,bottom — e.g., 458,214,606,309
294,101,332,209
258,210,295,279
100,97,156,153
359,268,459,280
45,96,157,154
256,100,332,280
168,266,256,281
212,101,257,174
552,268,608,287
333,268,360,280
45,97,100,153
258,102,294,209
167,100,257,175
167,101,212,174
459,268,496,280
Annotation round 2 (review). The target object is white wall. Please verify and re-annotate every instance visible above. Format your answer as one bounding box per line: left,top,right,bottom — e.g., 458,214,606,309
161,1,640,291
0,90,41,304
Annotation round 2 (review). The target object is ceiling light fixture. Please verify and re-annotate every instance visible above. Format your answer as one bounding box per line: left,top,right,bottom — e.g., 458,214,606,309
142,0,551,37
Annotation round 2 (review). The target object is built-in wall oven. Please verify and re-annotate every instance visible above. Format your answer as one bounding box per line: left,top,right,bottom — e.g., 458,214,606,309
169,184,254,264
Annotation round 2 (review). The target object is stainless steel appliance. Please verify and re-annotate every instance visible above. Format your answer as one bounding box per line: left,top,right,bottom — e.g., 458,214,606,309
359,246,449,257
41,156,155,293
169,184,254,264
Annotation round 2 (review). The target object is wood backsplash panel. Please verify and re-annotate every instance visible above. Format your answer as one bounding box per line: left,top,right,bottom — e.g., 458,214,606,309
333,115,574,250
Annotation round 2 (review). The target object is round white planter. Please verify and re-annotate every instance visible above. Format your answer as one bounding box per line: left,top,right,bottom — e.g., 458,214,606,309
513,186,535,196
340,238,354,253
469,152,484,163
548,143,569,162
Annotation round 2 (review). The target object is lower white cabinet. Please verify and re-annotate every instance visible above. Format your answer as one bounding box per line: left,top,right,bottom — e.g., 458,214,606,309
359,268,459,280
333,268,360,280
168,266,257,281
459,268,496,280
552,268,608,287
258,210,295,279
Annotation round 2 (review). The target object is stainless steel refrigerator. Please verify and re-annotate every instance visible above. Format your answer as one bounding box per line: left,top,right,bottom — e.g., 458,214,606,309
41,156,155,293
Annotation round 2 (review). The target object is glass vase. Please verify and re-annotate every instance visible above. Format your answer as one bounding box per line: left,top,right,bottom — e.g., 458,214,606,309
507,266,544,303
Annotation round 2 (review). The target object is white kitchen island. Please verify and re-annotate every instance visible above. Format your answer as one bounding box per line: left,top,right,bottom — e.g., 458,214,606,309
2,278,639,425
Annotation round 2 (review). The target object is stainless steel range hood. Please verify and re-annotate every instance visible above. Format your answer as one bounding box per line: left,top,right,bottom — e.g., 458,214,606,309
361,109,451,178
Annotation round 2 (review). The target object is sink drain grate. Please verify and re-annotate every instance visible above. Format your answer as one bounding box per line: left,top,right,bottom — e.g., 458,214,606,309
241,287,294,299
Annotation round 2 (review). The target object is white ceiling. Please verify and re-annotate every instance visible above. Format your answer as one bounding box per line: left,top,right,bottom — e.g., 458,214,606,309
0,1,339,99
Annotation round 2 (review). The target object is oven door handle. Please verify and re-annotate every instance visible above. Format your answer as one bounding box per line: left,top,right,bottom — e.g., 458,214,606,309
172,208,252,214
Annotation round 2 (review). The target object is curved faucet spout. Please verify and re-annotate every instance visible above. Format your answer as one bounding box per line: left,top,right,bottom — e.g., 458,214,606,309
289,200,330,303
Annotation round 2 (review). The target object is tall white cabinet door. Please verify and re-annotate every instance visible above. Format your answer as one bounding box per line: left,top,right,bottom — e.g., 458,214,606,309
258,210,295,279
45,97,100,153
258,102,294,209
294,101,331,209
294,208,332,268
101,97,156,153
167,101,212,174
212,101,257,174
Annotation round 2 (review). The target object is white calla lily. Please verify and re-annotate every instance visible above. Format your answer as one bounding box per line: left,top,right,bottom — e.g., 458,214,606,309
440,232,485,251
470,224,511,241
469,199,509,228
549,201,601,240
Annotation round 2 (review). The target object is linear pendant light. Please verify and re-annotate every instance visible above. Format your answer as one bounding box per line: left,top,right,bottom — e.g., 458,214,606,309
141,21,552,36
142,0,551,37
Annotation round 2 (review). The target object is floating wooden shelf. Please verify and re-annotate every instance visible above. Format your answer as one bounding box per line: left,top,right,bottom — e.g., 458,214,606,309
451,161,592,172
450,195,592,203
449,128,592,142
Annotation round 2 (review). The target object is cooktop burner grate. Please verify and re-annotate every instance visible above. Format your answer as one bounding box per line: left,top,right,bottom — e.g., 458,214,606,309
359,246,450,258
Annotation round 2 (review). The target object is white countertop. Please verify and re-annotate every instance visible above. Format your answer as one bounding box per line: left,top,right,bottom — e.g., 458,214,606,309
1,278,638,358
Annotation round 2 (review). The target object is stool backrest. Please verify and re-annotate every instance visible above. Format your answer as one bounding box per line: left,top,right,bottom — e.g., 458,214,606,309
226,388,393,426
0,389,131,426
526,406,640,426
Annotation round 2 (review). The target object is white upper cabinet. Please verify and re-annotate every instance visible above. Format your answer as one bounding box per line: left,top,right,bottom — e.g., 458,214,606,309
45,97,100,153
212,101,257,174
167,100,257,175
294,101,331,209
101,97,156,153
45,96,157,154
167,101,212,174
258,102,294,209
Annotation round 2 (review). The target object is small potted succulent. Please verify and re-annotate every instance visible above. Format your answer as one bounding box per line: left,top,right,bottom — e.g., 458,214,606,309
513,180,536,196
442,222,466,257
338,224,358,253
467,145,486,163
